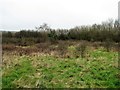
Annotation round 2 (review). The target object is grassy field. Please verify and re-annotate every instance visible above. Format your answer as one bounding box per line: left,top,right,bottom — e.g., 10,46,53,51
2,41,120,88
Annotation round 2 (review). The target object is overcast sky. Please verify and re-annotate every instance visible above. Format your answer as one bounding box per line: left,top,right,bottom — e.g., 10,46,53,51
0,0,119,31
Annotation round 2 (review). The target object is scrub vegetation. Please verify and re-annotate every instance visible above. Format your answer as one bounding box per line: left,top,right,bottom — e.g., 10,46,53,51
2,19,120,88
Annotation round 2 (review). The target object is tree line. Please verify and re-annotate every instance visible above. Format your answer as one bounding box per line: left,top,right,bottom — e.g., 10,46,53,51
2,19,120,45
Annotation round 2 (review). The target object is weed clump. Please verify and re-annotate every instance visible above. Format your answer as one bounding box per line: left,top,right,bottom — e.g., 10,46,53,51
75,41,87,58
103,38,112,52
57,42,67,58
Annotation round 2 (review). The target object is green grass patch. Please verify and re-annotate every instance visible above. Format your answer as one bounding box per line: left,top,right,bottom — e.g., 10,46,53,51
2,56,36,88
2,48,120,88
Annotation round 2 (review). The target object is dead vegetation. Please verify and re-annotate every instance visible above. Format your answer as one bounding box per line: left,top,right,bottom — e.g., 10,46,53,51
2,40,119,59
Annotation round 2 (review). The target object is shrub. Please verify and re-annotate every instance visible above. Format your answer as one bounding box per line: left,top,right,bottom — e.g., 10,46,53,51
48,30,58,44
36,42,50,51
57,42,67,57
76,41,87,58
103,38,112,52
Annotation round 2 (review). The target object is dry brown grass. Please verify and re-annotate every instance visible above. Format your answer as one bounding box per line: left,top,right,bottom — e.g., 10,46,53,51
2,40,119,58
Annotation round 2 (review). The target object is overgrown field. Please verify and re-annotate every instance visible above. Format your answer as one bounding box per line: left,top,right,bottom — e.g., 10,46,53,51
2,41,120,88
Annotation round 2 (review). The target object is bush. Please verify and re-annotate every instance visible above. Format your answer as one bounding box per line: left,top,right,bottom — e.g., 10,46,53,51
57,42,67,57
76,41,87,58
103,38,112,52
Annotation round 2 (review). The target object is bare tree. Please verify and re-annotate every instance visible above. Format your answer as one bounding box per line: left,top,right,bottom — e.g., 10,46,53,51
35,23,51,32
